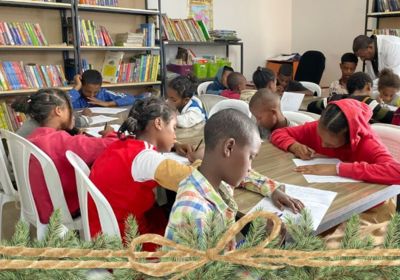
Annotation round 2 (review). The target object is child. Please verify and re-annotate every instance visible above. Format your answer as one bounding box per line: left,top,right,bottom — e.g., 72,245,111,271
308,72,396,125
206,65,234,95
88,97,201,251
166,75,207,128
252,67,277,91
12,88,117,224
249,88,294,140
220,72,247,99
276,64,313,96
165,109,304,251
69,69,139,109
377,68,400,107
329,52,358,96
271,98,400,184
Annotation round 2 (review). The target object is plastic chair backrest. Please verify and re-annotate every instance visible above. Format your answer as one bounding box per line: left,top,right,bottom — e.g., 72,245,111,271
300,81,322,97
197,81,213,96
294,51,326,84
1,129,73,225
66,150,120,240
199,94,228,115
371,123,400,161
283,111,316,126
0,131,17,197
300,111,321,120
208,99,252,118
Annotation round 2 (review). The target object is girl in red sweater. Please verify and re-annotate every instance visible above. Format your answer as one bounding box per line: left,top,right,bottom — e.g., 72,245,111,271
13,88,117,224
271,98,400,185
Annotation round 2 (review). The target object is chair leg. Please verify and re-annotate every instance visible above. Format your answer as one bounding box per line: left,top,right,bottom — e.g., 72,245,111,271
396,195,400,212
0,196,4,241
37,223,48,240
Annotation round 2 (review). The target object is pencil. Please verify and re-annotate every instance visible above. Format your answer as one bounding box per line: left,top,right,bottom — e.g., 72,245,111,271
104,122,108,131
194,139,203,151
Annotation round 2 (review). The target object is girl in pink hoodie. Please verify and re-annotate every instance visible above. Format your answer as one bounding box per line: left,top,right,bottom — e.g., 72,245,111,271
271,98,400,185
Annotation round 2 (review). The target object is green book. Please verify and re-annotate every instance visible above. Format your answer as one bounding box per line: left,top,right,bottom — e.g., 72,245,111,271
196,20,210,41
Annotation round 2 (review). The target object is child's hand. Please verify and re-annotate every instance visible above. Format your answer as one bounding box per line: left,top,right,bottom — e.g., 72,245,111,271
87,97,116,107
294,164,337,176
99,125,115,136
187,147,204,163
289,142,315,160
276,85,284,95
73,74,82,91
174,142,193,156
81,108,93,117
271,188,304,214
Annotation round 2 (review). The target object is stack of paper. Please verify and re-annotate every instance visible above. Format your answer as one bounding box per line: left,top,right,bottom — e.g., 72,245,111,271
293,158,361,183
249,184,337,231
84,124,120,137
90,115,118,125
89,107,128,115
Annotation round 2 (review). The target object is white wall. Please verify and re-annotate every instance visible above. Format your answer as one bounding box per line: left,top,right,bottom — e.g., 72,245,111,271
292,0,366,86
150,0,292,79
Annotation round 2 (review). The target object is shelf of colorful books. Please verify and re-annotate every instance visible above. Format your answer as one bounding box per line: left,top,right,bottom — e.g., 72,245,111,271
80,46,160,51
0,0,72,10
0,45,74,51
163,40,243,46
101,81,161,88
78,4,159,15
367,11,400,17
0,86,73,97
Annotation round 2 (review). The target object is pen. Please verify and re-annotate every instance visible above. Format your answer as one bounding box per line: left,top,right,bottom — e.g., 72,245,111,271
104,122,108,131
194,139,203,151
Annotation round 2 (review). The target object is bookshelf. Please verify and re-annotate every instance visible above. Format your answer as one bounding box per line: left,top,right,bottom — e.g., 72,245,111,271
365,0,400,35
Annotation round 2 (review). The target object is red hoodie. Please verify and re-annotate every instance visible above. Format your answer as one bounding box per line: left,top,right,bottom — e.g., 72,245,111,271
271,99,400,185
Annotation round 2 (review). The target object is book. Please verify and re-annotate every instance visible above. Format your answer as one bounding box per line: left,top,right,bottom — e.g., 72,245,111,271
0,21,49,46
101,51,124,83
79,19,113,46
161,15,211,42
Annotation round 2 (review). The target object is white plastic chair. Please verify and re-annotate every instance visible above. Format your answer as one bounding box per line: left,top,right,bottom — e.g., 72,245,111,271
197,81,213,96
199,94,228,115
208,99,252,118
1,129,81,240
0,133,19,240
371,123,400,161
301,111,321,120
283,111,316,126
300,81,322,97
66,151,120,241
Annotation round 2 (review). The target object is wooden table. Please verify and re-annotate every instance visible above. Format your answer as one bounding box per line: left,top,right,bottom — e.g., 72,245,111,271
176,125,400,235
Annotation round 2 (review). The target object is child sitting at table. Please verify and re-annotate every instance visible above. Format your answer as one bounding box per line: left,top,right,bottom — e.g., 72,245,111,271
69,69,143,109
221,72,247,99
271,98,400,185
165,109,304,251
206,65,234,95
166,75,207,128
329,52,358,96
377,68,400,108
276,64,313,96
252,67,277,91
249,88,294,140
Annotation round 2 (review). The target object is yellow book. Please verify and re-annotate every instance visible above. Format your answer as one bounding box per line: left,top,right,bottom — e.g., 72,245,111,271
101,51,124,83
81,19,90,46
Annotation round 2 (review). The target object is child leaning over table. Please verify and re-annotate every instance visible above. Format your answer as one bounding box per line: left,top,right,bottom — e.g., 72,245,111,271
165,109,304,255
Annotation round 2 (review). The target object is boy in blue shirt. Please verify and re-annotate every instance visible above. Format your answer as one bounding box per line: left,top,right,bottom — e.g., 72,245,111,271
69,69,137,109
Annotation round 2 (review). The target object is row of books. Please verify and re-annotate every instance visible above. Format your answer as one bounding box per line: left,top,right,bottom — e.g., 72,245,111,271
79,0,118,6
161,15,210,42
0,102,26,132
0,61,67,91
373,28,400,36
81,58,93,72
115,23,155,48
101,51,159,83
78,19,113,46
0,22,48,46
373,0,400,12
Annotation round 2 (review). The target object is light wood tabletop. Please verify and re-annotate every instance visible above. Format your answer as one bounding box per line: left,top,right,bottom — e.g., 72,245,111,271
175,124,400,235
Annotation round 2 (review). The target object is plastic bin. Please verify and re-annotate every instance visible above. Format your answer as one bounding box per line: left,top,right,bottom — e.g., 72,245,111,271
193,61,208,79
166,64,193,76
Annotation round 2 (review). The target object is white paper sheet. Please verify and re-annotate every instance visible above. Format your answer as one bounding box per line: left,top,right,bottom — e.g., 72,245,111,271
387,105,398,111
84,124,120,137
249,184,337,231
280,92,305,112
90,115,118,125
162,152,190,165
293,158,361,183
269,54,296,61
88,107,128,115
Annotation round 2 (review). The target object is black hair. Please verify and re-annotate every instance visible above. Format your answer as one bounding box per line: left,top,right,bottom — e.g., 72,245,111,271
227,72,246,90
320,103,349,140
11,88,72,125
378,68,400,90
167,75,198,99
118,97,175,138
278,64,293,77
341,52,358,64
252,67,276,90
352,35,374,53
249,88,280,109
81,69,102,86
204,108,258,151
346,72,373,94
